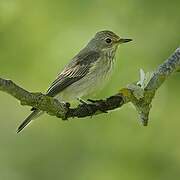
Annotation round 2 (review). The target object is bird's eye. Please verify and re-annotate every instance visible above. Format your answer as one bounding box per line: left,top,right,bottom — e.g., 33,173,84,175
105,38,112,44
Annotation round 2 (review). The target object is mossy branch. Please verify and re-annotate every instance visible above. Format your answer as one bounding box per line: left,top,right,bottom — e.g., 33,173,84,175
0,47,179,125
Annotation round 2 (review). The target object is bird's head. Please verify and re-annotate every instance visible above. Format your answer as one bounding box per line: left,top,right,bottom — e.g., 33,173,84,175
88,30,132,51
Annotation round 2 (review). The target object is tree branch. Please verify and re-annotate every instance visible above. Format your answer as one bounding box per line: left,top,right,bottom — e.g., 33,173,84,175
0,47,179,125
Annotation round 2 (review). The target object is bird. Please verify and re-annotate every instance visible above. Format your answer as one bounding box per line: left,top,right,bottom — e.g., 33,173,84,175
17,30,132,133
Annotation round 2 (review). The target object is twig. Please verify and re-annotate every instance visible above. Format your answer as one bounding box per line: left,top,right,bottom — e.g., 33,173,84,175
0,47,179,124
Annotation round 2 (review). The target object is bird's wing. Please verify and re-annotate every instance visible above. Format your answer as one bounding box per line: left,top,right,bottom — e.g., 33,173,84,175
46,51,100,97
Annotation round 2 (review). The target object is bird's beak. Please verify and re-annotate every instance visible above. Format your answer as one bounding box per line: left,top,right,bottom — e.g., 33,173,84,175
117,38,133,44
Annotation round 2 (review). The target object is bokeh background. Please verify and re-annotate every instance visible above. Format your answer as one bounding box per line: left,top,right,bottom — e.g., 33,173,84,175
0,0,180,179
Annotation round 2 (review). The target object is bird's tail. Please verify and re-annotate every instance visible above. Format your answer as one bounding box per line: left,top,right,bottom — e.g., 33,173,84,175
17,109,43,133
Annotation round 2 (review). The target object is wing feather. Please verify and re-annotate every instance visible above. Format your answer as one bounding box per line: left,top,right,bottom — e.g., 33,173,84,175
46,51,100,97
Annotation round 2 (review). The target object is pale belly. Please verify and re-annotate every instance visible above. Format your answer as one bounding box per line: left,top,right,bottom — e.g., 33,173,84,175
57,61,113,102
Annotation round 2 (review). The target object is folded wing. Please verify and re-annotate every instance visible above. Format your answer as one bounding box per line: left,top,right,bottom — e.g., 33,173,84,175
46,51,100,97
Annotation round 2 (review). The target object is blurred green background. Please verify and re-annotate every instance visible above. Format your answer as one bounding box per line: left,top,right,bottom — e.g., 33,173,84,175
0,0,180,179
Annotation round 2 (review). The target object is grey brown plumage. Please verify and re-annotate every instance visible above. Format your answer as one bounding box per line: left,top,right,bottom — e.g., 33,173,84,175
17,51,101,133
47,51,100,96
17,30,132,133
17,109,41,133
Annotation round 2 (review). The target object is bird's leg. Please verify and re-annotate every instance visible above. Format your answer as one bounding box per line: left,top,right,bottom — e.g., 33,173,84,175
87,99,97,103
77,98,94,116
77,98,88,104
77,98,107,114
87,99,108,113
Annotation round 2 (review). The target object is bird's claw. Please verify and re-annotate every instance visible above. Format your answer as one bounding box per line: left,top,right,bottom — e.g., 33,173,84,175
88,99,108,113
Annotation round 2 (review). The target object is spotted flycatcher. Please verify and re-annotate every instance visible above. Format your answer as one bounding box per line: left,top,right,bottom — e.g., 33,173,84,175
17,30,132,133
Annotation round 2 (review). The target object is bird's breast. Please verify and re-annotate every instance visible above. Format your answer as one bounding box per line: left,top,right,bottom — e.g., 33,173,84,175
58,51,116,101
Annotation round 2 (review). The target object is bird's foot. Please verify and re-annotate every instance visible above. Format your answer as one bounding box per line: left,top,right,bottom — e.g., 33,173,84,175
87,99,108,113
77,98,94,116
77,98,88,104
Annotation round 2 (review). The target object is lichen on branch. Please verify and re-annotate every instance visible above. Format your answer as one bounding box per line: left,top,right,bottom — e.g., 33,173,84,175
0,47,179,125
